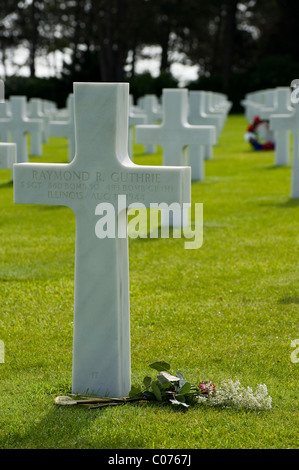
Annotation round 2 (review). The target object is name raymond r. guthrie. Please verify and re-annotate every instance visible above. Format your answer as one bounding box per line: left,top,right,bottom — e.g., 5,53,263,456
31,170,161,184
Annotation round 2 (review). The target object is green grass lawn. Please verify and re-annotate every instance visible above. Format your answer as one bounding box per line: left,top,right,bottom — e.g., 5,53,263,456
0,115,298,449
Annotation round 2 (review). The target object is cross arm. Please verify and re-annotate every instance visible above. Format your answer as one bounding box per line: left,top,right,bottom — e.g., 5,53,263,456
25,119,44,134
122,162,191,208
184,124,217,146
49,121,70,137
135,124,162,146
270,113,295,132
194,116,221,135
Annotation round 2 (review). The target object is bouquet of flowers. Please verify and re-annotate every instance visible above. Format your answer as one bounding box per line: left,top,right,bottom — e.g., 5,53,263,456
55,361,272,411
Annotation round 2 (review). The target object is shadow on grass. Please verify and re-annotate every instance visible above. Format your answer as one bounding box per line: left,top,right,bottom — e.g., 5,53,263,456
5,405,98,449
259,198,299,209
6,398,194,449
0,180,13,188
8,394,259,449
278,296,299,305
275,198,299,209
261,164,290,171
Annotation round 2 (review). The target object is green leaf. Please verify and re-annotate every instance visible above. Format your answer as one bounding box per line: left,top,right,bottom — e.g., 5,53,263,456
128,386,142,397
180,382,191,395
161,382,173,391
149,361,170,372
176,371,187,387
143,391,156,401
151,381,162,402
175,394,186,403
143,376,152,389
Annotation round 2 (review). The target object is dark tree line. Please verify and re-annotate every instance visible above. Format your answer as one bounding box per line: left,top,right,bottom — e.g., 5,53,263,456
1,0,299,110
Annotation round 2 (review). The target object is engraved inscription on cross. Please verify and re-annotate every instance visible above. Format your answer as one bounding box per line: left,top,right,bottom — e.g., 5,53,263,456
270,97,299,198
13,83,191,397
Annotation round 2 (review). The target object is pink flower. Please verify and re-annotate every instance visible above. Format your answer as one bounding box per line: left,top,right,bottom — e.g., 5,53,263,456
199,380,216,395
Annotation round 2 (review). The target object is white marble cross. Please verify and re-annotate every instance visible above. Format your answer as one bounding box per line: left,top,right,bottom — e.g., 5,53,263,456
48,94,75,162
189,91,222,138
28,98,50,144
128,99,146,159
13,83,191,397
259,89,276,120
0,101,10,142
0,82,17,179
270,98,299,198
188,91,218,177
25,99,43,156
42,100,58,121
212,92,232,115
0,96,43,163
0,79,4,102
241,90,266,122
200,91,226,160
205,92,226,127
0,143,16,180
138,94,162,154
263,87,293,166
256,89,275,141
136,88,215,178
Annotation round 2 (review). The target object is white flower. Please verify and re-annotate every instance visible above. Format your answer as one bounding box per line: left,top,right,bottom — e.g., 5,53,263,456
196,379,272,410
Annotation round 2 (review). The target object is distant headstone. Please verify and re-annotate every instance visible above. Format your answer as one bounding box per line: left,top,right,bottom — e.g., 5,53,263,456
13,82,191,397
201,92,226,160
189,91,222,138
0,82,20,177
0,101,10,142
0,96,43,162
213,92,232,115
0,143,16,180
241,90,266,122
270,98,299,198
42,100,57,120
257,89,275,141
28,98,50,144
0,80,17,178
48,94,75,161
136,88,216,180
128,97,146,158
188,91,219,174
0,79,4,102
205,92,226,126
263,87,293,166
138,94,162,154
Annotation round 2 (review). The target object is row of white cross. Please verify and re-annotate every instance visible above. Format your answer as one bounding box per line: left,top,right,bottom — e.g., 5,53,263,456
241,86,299,198
0,93,75,165
1,83,230,398
0,88,231,183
